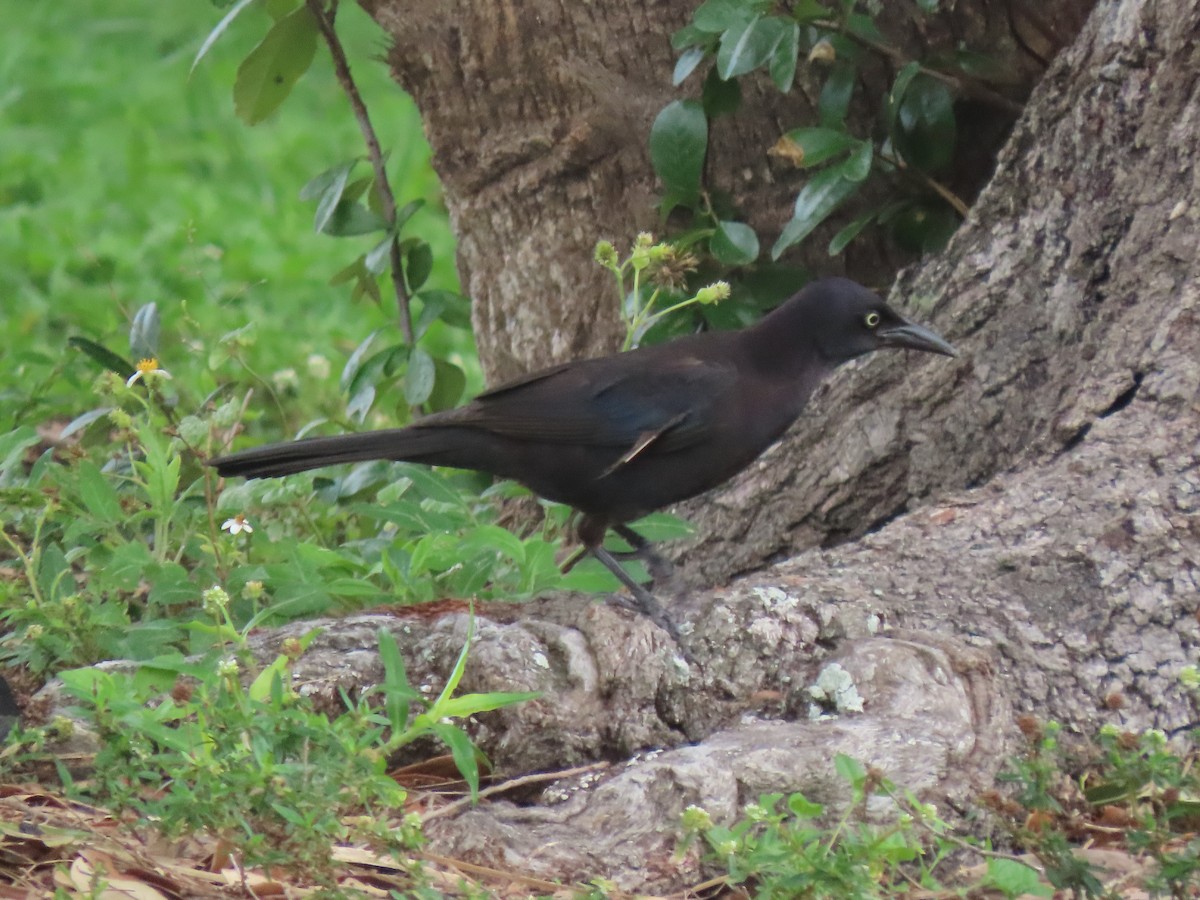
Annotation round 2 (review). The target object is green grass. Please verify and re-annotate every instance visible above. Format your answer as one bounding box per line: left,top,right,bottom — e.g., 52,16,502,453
0,0,471,434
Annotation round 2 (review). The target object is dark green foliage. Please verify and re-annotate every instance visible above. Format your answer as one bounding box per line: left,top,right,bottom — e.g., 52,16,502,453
657,0,998,299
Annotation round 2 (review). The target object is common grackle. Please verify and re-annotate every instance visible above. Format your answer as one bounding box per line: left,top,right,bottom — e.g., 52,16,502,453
211,277,955,640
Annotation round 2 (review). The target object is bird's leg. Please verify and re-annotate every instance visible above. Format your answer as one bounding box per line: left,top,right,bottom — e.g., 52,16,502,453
589,545,685,646
561,524,674,586
611,524,675,585
570,515,690,657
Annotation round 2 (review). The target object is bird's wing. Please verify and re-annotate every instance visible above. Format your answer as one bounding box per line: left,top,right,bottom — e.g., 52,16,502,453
426,351,740,454
472,361,578,400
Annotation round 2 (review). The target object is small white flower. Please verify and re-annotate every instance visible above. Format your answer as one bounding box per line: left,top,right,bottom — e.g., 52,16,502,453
306,353,331,380
126,358,172,387
271,367,299,392
221,514,253,535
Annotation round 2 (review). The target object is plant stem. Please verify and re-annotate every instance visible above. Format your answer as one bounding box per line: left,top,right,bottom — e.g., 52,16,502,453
819,19,1025,115
879,150,970,217
306,0,415,346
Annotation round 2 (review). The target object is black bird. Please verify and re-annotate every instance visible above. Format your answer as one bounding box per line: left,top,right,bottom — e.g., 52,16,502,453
211,277,955,639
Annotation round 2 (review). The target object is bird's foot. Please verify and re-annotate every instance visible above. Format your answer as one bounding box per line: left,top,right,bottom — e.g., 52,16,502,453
611,523,676,584
603,592,694,665
592,545,695,664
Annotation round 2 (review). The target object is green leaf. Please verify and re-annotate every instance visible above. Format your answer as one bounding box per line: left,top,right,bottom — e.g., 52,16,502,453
264,0,299,20
791,0,831,22
786,792,823,818
671,24,712,50
313,160,355,234
650,100,708,207
769,22,800,92
403,239,433,292
460,524,527,561
886,61,922,137
76,461,123,524
702,66,741,117
300,159,355,201
834,752,867,789
328,255,374,301
623,512,695,542
191,0,258,75
403,348,436,406
845,13,883,42
985,859,1053,898
394,197,425,232
895,73,955,172
843,139,873,181
346,345,406,407
717,16,788,80
915,0,940,11
146,563,198,610
428,358,466,411
339,330,379,392
429,609,475,713
69,337,134,378
129,302,160,361
248,663,287,704
779,126,855,168
365,234,394,275
736,264,812,308
1082,779,1132,805
827,208,875,255
431,721,484,798
387,463,473,508
818,61,856,128
951,47,1006,81
771,164,861,258
674,46,707,85
233,6,318,125
888,201,959,253
378,629,419,733
710,220,759,266
0,426,39,485
37,542,71,603
415,289,473,331
59,407,115,442
693,0,759,34
341,174,372,205
104,541,155,592
436,691,540,720
322,200,388,237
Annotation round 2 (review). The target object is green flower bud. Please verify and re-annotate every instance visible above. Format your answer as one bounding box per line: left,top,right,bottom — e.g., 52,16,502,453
681,804,713,831
695,281,731,305
202,585,231,614
594,240,618,267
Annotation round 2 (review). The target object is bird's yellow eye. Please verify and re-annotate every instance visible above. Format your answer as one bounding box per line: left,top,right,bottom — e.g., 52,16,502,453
864,312,881,328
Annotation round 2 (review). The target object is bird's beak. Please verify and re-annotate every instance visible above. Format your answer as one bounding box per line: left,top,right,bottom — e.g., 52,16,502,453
878,320,957,357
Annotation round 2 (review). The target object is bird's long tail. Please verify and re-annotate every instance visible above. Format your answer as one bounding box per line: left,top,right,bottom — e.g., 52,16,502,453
210,427,454,479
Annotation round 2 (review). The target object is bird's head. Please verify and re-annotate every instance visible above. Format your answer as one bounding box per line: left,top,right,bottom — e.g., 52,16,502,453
790,277,957,365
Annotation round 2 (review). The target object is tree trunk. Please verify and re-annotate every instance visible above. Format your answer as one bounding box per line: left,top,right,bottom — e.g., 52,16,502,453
674,0,1199,582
